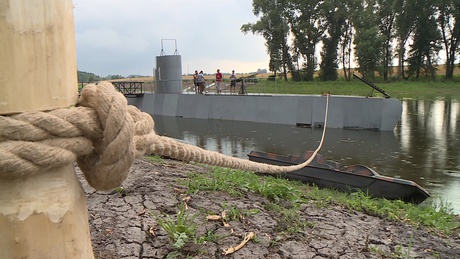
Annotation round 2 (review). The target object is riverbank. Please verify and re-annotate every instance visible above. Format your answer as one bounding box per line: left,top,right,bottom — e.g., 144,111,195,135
79,157,460,258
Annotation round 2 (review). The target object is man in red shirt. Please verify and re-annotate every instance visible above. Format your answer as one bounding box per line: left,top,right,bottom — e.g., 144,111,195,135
215,69,222,94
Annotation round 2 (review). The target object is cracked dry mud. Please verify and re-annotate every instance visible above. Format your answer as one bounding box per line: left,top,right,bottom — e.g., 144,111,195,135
77,158,460,259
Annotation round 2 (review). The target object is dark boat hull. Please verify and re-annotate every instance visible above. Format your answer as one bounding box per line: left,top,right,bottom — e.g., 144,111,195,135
248,151,430,204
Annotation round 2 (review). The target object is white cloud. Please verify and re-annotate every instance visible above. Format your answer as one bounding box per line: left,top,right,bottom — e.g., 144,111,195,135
73,0,268,77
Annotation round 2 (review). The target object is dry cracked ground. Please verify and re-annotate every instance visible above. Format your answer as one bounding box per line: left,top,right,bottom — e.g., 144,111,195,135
77,158,460,259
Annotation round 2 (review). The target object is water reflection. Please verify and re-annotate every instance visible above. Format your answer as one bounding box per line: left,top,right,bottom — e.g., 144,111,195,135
395,99,460,213
153,99,460,213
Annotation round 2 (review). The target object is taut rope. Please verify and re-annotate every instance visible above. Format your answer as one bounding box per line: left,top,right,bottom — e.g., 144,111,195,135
0,82,330,190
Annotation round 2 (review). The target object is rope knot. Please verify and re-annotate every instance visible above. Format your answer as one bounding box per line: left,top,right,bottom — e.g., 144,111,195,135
76,82,136,190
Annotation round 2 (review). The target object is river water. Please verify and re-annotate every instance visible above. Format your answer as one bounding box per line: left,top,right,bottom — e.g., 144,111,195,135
152,98,460,214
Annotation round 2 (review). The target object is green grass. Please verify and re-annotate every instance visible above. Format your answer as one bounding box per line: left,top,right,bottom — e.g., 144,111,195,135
146,154,164,163
183,166,460,236
246,77,460,100
185,168,304,204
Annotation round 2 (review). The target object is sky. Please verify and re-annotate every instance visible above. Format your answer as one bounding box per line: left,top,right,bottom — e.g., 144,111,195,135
73,0,269,77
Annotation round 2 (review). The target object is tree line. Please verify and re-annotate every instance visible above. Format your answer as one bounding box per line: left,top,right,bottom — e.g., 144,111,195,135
77,71,146,82
241,0,460,82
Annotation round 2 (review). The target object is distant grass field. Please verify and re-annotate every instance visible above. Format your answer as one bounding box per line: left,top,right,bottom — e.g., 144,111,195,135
246,77,460,100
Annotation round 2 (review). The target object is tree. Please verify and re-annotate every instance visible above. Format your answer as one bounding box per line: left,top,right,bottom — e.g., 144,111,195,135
394,0,418,80
318,0,347,81
242,0,292,81
288,0,323,81
407,0,441,80
376,0,397,80
77,70,101,82
338,0,362,81
354,0,385,80
338,19,354,81
436,0,460,79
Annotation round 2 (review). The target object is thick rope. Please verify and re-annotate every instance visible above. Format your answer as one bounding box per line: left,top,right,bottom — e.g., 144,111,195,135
0,82,330,190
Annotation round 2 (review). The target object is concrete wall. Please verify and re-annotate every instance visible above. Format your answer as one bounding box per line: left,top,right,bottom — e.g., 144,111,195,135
128,93,402,131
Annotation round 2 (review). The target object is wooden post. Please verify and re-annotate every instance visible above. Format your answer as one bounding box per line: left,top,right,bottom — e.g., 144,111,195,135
0,0,78,114
0,0,95,258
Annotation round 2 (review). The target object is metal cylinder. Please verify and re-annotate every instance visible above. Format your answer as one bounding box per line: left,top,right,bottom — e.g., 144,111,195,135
155,55,182,94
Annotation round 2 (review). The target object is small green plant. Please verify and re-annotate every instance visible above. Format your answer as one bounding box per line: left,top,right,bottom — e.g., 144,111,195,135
221,203,260,221
406,230,414,259
269,235,285,247
197,230,220,243
368,245,391,257
155,202,198,250
115,186,127,197
146,154,164,163
390,230,414,259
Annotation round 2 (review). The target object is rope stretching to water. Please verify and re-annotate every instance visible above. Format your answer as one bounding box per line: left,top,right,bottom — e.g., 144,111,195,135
0,82,330,190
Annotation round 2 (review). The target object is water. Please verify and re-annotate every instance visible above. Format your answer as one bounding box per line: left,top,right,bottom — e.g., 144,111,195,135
152,98,460,214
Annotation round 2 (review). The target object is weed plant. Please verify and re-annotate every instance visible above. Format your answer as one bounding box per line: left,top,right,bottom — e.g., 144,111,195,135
221,203,260,221
154,202,198,250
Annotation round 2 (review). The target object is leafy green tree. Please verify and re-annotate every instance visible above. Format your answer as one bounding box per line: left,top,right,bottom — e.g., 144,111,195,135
354,1,385,80
407,0,441,80
318,0,347,81
242,0,453,82
77,70,101,82
376,0,397,80
394,0,418,80
242,0,292,81
288,0,323,81
107,74,124,80
337,0,361,81
436,0,460,79
338,18,354,81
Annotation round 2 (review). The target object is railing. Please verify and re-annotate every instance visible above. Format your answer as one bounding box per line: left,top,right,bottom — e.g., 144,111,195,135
79,78,262,97
112,81,144,97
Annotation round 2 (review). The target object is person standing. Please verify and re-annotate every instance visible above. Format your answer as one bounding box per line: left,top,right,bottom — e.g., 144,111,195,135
193,70,199,94
197,70,206,94
215,69,222,94
229,70,237,94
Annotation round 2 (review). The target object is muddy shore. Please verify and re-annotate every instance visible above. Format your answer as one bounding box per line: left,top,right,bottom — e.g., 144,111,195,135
78,158,460,258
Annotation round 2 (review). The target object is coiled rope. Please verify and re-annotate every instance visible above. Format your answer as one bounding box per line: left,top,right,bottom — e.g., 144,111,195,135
0,82,330,190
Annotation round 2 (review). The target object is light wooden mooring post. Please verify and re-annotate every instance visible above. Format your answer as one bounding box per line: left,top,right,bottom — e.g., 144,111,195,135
0,0,95,258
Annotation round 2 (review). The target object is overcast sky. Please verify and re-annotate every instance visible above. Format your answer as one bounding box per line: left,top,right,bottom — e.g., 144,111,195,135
73,0,268,77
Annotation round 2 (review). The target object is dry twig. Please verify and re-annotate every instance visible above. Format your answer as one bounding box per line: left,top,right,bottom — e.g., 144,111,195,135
222,232,255,255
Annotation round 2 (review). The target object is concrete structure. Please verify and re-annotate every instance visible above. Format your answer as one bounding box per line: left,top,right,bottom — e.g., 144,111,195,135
127,93,402,131
154,39,182,94
154,55,182,93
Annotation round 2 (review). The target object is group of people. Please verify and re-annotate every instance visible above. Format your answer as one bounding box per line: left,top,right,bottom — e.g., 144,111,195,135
193,69,238,94
193,70,206,94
